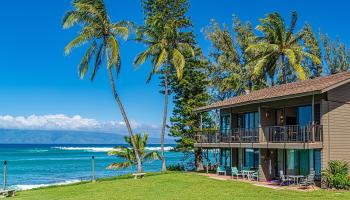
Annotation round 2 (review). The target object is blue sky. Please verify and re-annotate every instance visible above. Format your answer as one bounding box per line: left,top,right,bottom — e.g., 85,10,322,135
0,0,349,134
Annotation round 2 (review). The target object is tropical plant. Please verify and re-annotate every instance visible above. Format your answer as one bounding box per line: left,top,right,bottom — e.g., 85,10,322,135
135,0,194,172
320,32,350,75
301,23,322,78
322,160,350,189
107,133,160,170
204,16,266,100
63,0,143,172
246,11,321,85
167,163,185,171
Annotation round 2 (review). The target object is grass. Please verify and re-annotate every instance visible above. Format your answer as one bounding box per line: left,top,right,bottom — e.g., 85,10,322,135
13,172,350,200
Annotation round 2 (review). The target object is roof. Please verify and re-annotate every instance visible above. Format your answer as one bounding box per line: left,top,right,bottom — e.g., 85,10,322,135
195,71,350,113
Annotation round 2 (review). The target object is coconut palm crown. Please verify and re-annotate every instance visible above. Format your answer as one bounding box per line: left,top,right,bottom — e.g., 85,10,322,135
63,0,143,172
134,15,194,171
107,133,160,169
246,11,321,85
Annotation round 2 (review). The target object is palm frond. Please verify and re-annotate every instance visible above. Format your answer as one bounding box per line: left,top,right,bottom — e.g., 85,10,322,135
65,33,90,55
134,50,151,67
178,43,195,57
285,49,306,80
143,151,160,161
107,161,132,169
286,11,298,42
108,36,121,75
155,48,167,71
78,42,97,79
74,1,105,23
111,25,129,40
172,49,185,79
90,43,104,81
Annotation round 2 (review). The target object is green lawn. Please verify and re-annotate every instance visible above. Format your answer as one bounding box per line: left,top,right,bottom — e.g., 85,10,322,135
13,172,350,200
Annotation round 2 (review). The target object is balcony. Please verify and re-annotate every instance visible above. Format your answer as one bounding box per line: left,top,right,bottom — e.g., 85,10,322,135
265,125,323,143
196,128,259,143
195,125,322,144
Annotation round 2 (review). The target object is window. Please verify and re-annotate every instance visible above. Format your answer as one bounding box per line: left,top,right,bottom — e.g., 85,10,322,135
244,148,259,169
314,150,321,176
297,105,312,126
239,112,259,129
220,115,231,136
220,148,231,170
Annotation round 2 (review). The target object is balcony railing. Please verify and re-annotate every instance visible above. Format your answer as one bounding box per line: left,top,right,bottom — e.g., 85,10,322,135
195,125,323,144
195,128,259,143
266,125,323,143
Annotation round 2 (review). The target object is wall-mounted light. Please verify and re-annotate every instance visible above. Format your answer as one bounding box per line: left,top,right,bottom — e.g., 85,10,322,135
265,111,270,119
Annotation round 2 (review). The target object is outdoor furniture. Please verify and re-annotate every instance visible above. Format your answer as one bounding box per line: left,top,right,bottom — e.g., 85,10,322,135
216,166,226,176
299,172,316,189
231,167,242,179
288,175,305,185
279,171,292,186
242,170,255,180
132,173,146,179
0,189,16,198
251,171,259,181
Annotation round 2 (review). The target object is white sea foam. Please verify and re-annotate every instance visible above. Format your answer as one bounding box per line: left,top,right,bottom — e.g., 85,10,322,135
27,149,49,153
52,146,173,152
12,179,81,191
52,147,114,152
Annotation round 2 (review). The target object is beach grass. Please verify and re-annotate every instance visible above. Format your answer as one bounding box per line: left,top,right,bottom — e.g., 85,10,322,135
13,172,350,200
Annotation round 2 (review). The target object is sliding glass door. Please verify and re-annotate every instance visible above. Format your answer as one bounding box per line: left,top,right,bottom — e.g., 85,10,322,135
220,115,231,137
243,148,259,170
297,105,312,126
278,149,320,176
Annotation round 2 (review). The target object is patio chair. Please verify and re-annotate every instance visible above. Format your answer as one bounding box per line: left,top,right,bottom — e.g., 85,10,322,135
279,171,292,186
299,172,316,189
231,167,242,179
251,171,259,181
216,166,226,176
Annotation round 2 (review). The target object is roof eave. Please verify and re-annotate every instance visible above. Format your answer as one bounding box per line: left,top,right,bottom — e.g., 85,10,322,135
193,90,322,113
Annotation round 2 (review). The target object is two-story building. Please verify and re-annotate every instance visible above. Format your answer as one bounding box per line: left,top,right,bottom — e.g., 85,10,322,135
194,72,350,181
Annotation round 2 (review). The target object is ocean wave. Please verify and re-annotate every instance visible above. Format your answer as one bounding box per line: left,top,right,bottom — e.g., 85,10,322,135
11,179,81,191
52,147,114,152
52,146,174,152
27,149,49,153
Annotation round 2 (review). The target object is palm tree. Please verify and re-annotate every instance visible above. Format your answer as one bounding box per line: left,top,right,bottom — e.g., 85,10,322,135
63,0,143,172
134,18,194,172
246,11,321,85
107,133,160,170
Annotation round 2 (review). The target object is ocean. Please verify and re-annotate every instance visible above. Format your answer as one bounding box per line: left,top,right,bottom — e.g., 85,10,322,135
0,144,183,190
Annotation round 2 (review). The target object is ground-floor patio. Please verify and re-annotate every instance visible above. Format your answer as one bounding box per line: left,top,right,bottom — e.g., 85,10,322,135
199,173,320,191
202,147,322,183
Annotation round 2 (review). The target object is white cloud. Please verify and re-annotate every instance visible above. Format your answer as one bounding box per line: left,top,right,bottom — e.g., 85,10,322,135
0,114,161,135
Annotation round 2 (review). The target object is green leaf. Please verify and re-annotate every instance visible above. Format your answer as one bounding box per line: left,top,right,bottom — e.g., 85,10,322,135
155,48,167,71
172,49,185,79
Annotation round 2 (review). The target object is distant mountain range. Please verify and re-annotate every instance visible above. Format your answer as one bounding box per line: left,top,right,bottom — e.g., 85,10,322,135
0,129,175,144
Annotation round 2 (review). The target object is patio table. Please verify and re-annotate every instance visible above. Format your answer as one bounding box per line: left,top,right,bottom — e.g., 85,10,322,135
242,170,255,180
287,175,305,185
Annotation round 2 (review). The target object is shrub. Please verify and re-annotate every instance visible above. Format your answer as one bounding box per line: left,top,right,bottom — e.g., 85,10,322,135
167,164,185,171
322,160,350,190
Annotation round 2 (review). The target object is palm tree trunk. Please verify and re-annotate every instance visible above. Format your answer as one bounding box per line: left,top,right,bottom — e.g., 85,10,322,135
282,54,286,84
161,65,168,172
195,148,204,171
105,46,142,173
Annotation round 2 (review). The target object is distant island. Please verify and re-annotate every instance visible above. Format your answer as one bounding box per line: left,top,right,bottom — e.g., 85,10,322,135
0,129,175,144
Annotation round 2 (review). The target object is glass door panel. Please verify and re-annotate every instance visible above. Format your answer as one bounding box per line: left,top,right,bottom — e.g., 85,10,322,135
220,115,231,137
299,150,309,175
298,106,312,126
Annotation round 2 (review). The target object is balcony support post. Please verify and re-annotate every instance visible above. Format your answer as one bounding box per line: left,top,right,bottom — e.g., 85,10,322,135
215,109,218,143
258,104,263,143
312,94,315,142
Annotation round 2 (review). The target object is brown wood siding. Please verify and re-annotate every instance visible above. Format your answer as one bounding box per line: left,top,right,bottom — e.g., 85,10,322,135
321,82,350,170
